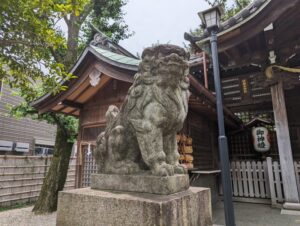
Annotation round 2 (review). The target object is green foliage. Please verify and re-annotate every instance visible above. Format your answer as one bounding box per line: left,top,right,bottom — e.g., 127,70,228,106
204,0,252,20
80,0,133,52
223,0,252,19
0,0,68,93
0,0,131,95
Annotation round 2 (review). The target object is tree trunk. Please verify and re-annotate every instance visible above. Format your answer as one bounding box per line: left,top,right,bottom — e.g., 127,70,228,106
64,16,80,69
33,125,73,214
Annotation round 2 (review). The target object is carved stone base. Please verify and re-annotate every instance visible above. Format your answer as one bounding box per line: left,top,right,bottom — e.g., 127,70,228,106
56,187,212,226
91,173,189,195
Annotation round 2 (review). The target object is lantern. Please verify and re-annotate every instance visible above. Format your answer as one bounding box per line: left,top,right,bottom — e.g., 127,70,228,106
198,5,223,30
252,127,271,152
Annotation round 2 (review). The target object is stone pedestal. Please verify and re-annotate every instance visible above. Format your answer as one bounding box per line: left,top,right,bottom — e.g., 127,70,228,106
91,174,189,195
56,187,212,226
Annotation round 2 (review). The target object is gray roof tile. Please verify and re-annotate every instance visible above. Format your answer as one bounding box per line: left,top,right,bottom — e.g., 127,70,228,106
91,45,140,66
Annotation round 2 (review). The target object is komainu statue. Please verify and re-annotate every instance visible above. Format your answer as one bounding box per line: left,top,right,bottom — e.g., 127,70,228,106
94,44,190,176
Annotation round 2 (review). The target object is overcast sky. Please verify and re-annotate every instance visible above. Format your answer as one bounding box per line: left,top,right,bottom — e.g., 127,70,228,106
119,0,210,56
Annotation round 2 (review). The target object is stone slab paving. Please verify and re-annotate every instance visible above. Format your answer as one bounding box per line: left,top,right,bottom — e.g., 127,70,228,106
213,202,300,226
1,201,300,226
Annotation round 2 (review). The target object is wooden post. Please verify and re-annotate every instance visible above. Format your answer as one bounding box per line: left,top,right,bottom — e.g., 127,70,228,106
271,80,300,203
75,119,82,188
75,141,82,188
266,157,276,206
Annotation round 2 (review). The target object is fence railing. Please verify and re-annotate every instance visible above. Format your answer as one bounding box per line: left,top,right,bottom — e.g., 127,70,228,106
220,157,286,205
230,160,271,199
266,157,284,205
0,155,76,207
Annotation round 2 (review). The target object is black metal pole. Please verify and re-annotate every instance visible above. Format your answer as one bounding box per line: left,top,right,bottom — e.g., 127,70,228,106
210,29,236,226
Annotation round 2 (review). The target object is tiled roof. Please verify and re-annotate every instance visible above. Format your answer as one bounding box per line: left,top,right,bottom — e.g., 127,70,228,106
90,45,141,66
184,0,270,43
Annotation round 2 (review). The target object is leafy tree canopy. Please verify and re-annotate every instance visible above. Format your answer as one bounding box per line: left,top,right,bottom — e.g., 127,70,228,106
0,0,131,100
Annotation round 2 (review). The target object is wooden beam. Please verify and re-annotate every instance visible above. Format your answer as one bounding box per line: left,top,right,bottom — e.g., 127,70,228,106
228,47,242,65
69,108,80,115
188,74,242,127
216,0,299,52
223,47,265,67
244,41,252,54
37,65,95,114
271,80,300,203
62,100,84,109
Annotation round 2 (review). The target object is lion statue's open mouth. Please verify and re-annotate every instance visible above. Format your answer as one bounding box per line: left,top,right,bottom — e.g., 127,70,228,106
94,44,190,177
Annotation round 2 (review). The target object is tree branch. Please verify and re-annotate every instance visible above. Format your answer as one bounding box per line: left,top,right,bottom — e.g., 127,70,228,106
63,15,70,27
48,46,63,64
49,113,69,137
235,0,243,9
79,1,94,24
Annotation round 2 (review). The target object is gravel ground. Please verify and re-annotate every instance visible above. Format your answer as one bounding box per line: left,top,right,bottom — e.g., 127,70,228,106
0,207,56,226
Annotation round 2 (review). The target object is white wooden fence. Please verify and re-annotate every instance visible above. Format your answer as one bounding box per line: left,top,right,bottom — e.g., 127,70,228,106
230,160,271,200
266,157,285,205
0,155,76,207
221,157,291,206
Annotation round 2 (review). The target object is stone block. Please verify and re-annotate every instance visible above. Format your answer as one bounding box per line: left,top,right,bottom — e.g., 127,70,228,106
91,173,189,195
56,187,212,226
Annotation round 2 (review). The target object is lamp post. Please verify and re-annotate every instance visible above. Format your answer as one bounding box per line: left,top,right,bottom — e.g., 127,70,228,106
199,5,236,226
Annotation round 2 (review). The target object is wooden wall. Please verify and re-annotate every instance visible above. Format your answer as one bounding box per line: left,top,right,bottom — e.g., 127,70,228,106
225,77,300,161
185,111,218,170
0,84,57,154
286,86,300,160
228,110,279,160
221,73,272,111
76,79,131,187
0,156,76,207
79,79,131,142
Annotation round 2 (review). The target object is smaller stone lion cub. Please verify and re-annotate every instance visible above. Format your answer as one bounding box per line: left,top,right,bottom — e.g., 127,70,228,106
94,44,190,177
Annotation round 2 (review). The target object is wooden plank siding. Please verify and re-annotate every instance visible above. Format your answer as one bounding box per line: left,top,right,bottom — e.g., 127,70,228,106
224,75,300,162
185,111,218,170
0,156,76,207
286,86,300,160
80,79,130,129
0,84,56,154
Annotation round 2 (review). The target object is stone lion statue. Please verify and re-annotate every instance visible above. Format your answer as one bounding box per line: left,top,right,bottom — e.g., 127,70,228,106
94,44,190,176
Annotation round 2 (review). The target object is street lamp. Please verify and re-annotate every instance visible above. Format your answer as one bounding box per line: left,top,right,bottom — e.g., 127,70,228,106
198,5,236,226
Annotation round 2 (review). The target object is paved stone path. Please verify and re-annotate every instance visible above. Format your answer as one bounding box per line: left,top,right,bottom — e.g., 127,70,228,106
0,202,300,226
213,202,300,226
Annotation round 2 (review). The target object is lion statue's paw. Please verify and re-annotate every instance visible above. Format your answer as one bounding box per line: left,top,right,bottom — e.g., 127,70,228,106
152,163,175,177
173,164,187,174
